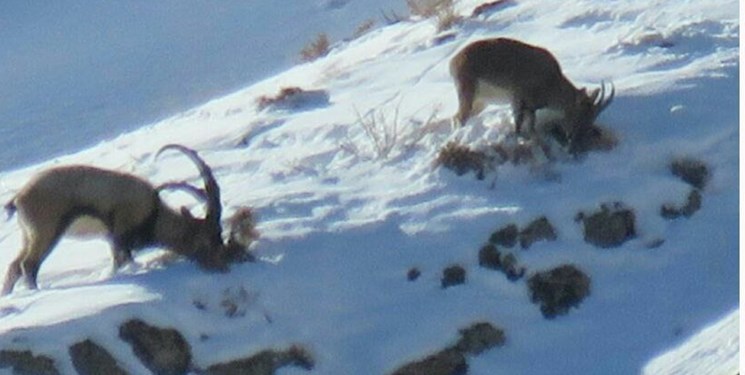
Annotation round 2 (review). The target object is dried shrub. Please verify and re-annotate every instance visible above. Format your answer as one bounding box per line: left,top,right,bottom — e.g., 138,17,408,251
256,87,330,112
436,142,490,180
528,265,591,319
488,224,518,248
353,19,376,39
300,33,331,62
478,244,525,281
225,206,259,263
406,0,462,31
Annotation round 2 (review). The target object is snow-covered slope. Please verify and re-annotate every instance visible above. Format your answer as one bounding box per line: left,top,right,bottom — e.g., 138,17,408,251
0,0,738,374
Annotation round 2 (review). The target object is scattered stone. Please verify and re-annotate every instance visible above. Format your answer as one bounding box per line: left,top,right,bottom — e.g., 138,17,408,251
671,158,710,190
453,322,506,355
441,265,467,289
519,216,557,249
408,268,422,281
69,340,129,375
478,244,525,282
488,224,518,248
500,253,526,281
661,189,702,219
0,350,59,375
528,265,591,319
204,345,314,375
391,349,467,375
577,202,636,248
119,319,192,375
478,244,502,270
390,322,505,375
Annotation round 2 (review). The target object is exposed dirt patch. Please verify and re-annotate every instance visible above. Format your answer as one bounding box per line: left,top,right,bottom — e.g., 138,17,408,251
0,350,59,375
119,319,192,375
442,265,467,289
204,345,314,375
69,340,129,375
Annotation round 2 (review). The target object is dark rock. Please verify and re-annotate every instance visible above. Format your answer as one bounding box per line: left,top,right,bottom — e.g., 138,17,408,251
204,345,314,375
0,350,59,375
528,265,591,319
478,244,502,270
488,224,518,248
671,158,710,190
69,340,129,375
501,253,526,281
119,319,192,375
407,268,422,281
454,322,506,355
578,203,636,248
519,216,557,249
390,321,506,375
441,265,466,289
661,189,702,219
390,349,467,375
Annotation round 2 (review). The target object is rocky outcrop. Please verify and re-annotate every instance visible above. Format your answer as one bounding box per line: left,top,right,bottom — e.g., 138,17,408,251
390,322,505,375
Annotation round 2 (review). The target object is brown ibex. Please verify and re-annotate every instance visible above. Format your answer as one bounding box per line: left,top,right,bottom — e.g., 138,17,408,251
450,38,614,152
2,144,246,295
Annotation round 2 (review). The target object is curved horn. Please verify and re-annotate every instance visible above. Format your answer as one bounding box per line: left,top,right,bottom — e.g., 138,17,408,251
595,81,615,112
157,144,222,225
156,182,209,202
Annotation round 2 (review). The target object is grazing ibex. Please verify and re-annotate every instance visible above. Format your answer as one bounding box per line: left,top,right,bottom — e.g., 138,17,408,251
2,144,245,295
450,38,614,151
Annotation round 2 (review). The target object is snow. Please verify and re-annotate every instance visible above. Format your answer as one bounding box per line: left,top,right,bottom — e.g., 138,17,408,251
0,0,739,374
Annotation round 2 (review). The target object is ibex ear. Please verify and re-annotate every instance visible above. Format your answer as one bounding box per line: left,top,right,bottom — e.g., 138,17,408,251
180,206,194,219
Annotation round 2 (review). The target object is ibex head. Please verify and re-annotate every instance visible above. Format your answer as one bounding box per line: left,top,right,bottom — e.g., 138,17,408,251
2,144,253,295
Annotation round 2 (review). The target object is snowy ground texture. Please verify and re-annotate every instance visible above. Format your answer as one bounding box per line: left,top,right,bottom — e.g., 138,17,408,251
0,0,739,374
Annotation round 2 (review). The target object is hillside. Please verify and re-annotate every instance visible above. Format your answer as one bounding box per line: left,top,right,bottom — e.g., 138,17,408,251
0,0,739,374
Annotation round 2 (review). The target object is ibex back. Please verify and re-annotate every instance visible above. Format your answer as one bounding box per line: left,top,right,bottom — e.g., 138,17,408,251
450,38,613,151
2,144,242,295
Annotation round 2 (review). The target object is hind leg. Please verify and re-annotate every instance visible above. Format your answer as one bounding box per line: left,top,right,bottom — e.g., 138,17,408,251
17,226,62,291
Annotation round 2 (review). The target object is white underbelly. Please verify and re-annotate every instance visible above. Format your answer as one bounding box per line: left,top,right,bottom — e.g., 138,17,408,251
65,216,108,238
475,79,513,103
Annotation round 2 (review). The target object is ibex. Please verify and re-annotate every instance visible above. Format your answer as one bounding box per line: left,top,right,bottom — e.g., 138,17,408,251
450,38,614,152
2,144,246,295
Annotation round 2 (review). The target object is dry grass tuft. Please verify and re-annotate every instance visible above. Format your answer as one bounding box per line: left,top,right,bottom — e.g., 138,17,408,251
300,33,331,62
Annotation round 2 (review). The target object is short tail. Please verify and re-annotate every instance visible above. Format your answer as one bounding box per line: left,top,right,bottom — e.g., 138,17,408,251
5,199,16,220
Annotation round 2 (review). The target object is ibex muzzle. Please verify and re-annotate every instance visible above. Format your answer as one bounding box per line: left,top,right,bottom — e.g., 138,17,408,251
2,144,243,295
450,38,614,151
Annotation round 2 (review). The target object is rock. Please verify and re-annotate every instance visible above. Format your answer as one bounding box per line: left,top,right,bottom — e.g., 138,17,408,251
661,189,702,219
519,217,557,249
407,268,422,281
528,265,591,319
454,322,506,355
577,203,635,248
119,319,192,375
478,245,525,282
478,244,502,270
441,265,466,289
671,158,710,190
204,345,314,375
390,322,505,375
0,350,59,375
500,253,526,281
69,340,129,375
488,224,518,248
391,349,467,375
